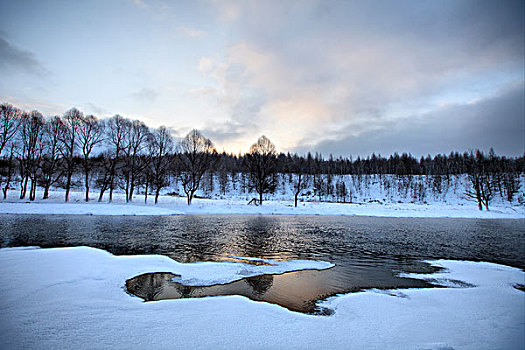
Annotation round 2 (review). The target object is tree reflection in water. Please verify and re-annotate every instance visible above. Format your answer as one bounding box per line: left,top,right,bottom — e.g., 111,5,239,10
125,272,180,301
124,272,345,313
245,275,273,295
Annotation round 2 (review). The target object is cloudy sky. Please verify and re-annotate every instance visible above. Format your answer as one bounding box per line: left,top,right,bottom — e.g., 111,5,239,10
1,0,523,157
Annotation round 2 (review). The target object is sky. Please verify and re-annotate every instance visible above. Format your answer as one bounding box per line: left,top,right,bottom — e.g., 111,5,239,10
0,0,523,157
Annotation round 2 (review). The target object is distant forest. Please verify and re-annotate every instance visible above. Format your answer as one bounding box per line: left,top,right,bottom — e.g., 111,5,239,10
1,103,523,210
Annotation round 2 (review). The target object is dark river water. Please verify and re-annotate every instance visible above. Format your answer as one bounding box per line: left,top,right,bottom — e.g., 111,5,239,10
1,214,523,313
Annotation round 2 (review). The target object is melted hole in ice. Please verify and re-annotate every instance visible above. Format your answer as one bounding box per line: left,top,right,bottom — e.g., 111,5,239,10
125,266,438,315
126,270,334,315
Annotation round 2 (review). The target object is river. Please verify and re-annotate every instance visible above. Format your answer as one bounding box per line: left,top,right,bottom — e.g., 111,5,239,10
1,214,523,313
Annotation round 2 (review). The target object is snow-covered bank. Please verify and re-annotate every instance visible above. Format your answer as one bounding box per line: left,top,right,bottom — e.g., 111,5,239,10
1,188,524,218
0,247,523,350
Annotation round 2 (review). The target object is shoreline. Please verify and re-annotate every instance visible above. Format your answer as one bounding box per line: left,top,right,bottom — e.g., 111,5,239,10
1,189,523,219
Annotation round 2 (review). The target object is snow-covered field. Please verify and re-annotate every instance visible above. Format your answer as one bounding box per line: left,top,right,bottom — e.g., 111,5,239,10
0,246,523,349
1,188,524,218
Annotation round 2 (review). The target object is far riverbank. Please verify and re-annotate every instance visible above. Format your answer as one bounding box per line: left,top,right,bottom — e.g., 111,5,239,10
1,189,523,219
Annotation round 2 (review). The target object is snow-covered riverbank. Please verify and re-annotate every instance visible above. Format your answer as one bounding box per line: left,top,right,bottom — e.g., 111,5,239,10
1,189,523,218
0,246,523,349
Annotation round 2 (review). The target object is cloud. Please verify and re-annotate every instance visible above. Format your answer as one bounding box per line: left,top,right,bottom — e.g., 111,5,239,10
296,82,525,157
197,57,215,74
178,27,207,39
199,0,524,155
83,102,109,117
131,88,159,102
4,1,522,157
132,0,148,9
0,96,64,116
201,121,248,144
211,0,242,21
195,42,334,150
0,36,47,77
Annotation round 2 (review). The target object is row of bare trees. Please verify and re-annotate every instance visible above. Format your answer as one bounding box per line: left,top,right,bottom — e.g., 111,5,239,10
463,149,523,211
1,102,523,209
0,104,178,204
0,103,281,206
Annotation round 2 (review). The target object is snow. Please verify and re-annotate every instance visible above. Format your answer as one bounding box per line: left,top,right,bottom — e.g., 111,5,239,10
1,187,524,218
1,246,523,349
0,200,184,216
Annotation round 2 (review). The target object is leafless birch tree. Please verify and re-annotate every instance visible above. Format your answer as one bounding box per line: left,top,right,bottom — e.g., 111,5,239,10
179,129,216,205
60,108,82,202
0,103,21,156
150,126,173,204
78,114,104,201
244,135,277,205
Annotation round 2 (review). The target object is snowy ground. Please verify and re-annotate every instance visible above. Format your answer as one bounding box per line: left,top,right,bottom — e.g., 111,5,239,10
0,246,523,349
1,188,524,218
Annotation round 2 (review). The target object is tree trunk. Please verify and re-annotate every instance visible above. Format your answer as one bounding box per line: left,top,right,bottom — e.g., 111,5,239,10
84,166,90,202
125,174,130,203
144,180,148,204
109,182,114,203
259,191,263,205
475,178,483,211
294,173,302,207
65,171,72,202
98,187,106,202
3,152,14,199
108,163,116,203
3,171,13,200
154,188,160,204
129,180,135,202
20,176,28,199
29,178,36,201
43,185,50,200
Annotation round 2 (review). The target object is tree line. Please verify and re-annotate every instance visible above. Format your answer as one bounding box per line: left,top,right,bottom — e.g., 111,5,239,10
1,103,523,210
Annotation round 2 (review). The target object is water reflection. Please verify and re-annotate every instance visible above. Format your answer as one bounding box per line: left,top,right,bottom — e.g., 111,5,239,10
126,272,180,301
126,272,281,307
125,270,342,314
125,267,436,315
2,215,523,269
245,275,274,295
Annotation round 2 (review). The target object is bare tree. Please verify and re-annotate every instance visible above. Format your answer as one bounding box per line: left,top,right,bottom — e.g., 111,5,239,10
336,179,348,203
150,126,173,204
78,114,104,201
467,173,482,211
95,152,112,202
123,120,150,202
312,153,326,201
60,108,82,202
179,129,216,205
139,153,153,204
218,162,229,195
102,115,130,202
0,103,21,156
18,111,44,200
39,116,65,199
0,103,21,200
1,142,17,199
465,150,494,211
502,172,521,203
292,157,309,207
244,135,277,205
